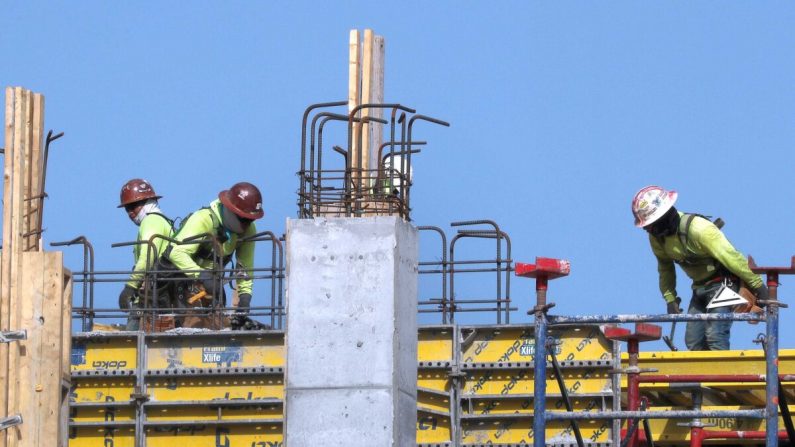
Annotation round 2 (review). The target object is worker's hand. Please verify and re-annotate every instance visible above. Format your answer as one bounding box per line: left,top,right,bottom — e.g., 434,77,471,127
754,284,770,304
237,293,252,310
118,285,137,309
230,294,252,330
198,270,216,295
666,297,682,314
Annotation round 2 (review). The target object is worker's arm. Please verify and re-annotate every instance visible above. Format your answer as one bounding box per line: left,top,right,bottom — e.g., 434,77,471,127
126,215,170,288
234,223,257,296
650,235,678,303
692,223,763,289
168,211,214,278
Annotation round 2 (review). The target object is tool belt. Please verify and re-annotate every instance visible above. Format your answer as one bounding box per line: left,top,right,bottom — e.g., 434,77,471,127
694,272,762,322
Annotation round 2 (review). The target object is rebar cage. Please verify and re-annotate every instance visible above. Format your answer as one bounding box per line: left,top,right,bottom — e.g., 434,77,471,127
297,101,449,220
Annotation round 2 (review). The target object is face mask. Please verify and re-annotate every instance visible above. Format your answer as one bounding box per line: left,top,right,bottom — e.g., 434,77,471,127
221,205,246,234
646,207,679,238
133,200,161,226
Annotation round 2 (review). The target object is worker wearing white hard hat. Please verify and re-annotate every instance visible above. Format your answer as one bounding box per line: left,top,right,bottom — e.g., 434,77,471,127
632,185,768,351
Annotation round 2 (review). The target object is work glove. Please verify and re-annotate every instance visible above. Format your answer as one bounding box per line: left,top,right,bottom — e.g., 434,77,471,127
118,285,137,309
754,284,770,304
666,297,682,314
197,270,217,295
231,293,252,329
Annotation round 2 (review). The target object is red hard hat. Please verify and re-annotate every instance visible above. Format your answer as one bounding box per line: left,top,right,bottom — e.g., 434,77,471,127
218,182,264,220
118,179,161,208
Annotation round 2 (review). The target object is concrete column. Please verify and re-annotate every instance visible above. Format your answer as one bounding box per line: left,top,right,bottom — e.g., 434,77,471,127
285,217,418,446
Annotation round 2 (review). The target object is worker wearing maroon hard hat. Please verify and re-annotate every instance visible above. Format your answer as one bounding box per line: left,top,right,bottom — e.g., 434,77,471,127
632,185,768,351
164,182,264,329
117,179,174,330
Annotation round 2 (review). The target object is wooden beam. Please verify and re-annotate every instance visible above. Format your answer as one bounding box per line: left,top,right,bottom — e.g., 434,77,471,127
6,87,30,447
348,29,362,179
370,34,385,172
0,86,16,447
1,87,55,447
14,251,67,446
360,29,375,178
25,94,44,251
59,270,72,447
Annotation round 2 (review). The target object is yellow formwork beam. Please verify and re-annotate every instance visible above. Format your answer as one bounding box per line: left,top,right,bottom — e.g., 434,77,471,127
460,418,611,445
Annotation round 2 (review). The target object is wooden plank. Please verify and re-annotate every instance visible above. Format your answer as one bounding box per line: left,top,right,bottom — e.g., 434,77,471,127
0,86,16,447
348,29,361,179
59,269,72,447
16,252,66,446
370,34,385,172
25,94,44,251
360,29,374,180
6,87,29,447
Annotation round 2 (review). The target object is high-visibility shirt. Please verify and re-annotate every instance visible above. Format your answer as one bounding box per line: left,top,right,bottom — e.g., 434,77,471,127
127,212,173,289
649,212,762,303
167,199,256,296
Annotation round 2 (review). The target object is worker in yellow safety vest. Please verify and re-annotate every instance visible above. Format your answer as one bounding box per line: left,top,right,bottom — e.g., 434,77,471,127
631,185,768,351
161,182,264,329
117,179,174,330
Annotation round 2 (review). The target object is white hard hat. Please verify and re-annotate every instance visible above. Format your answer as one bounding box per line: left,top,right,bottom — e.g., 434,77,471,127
632,185,678,228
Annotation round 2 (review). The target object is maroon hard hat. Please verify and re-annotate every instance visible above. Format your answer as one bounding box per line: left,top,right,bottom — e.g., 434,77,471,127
118,179,161,208
218,182,264,220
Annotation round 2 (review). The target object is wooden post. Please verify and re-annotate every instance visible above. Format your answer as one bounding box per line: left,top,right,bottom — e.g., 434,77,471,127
1,87,67,447
6,87,30,447
0,87,16,447
25,94,44,251
14,252,67,446
361,29,375,178
370,34,385,172
348,29,361,176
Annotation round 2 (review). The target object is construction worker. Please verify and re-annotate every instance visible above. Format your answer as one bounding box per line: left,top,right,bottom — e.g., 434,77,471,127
163,182,264,329
632,185,768,351
117,179,174,330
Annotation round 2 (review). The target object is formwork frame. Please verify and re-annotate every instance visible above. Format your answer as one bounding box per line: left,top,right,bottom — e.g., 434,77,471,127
528,267,789,447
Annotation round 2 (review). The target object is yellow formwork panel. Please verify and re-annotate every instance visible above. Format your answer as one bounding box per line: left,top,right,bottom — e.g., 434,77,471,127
418,326,454,363
624,348,795,376
68,428,135,447
461,325,612,364
463,369,611,396
147,377,285,401
416,413,452,444
146,333,284,369
417,390,450,414
418,369,451,393
71,336,138,371
146,405,282,421
631,405,795,445
71,378,136,403
145,425,283,447
71,407,135,423
463,396,606,416
461,418,611,445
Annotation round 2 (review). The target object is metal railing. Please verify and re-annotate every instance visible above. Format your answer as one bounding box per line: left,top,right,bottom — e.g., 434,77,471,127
53,231,287,332
520,256,792,447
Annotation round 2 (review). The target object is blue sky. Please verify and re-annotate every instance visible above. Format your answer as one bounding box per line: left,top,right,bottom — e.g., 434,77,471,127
2,2,794,349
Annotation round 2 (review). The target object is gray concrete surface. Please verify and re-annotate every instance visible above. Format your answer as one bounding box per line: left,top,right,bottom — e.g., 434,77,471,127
284,217,418,446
